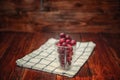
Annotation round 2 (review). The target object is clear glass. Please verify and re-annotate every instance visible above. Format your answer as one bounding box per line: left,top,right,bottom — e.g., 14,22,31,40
55,43,76,70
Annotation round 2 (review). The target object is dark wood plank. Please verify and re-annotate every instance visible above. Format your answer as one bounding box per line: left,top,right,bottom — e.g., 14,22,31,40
0,32,34,80
100,33,120,58
0,32,15,59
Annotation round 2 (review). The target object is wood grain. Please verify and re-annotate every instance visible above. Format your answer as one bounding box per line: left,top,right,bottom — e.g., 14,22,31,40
0,32,120,80
0,0,120,33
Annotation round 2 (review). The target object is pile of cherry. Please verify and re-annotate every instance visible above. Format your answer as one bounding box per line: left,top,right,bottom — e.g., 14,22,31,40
56,33,76,69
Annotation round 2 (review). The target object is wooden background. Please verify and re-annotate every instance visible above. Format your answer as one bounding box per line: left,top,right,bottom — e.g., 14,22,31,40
0,0,120,33
0,0,120,80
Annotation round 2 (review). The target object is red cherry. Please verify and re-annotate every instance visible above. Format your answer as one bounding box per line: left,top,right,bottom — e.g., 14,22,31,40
70,51,73,55
67,44,72,47
66,50,70,54
67,57,72,62
60,33,65,38
59,56,65,64
60,57,64,62
62,42,67,46
59,38,65,44
65,34,71,40
70,40,76,46
58,47,64,54
67,51,72,57
59,53,65,57
66,39,71,44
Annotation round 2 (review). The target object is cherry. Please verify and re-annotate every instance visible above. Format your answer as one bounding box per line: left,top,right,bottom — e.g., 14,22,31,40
66,39,71,44
70,40,76,46
59,38,65,44
60,33,65,38
58,47,64,54
70,51,73,55
67,57,72,62
66,49,71,54
62,42,67,46
65,34,71,39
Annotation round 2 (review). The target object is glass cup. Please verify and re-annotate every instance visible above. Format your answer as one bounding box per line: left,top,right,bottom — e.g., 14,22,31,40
56,44,76,70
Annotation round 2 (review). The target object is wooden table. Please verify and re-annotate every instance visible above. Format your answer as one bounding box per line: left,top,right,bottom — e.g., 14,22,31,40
0,32,120,80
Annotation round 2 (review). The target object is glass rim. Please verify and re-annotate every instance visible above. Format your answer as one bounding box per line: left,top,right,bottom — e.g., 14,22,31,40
55,42,76,48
